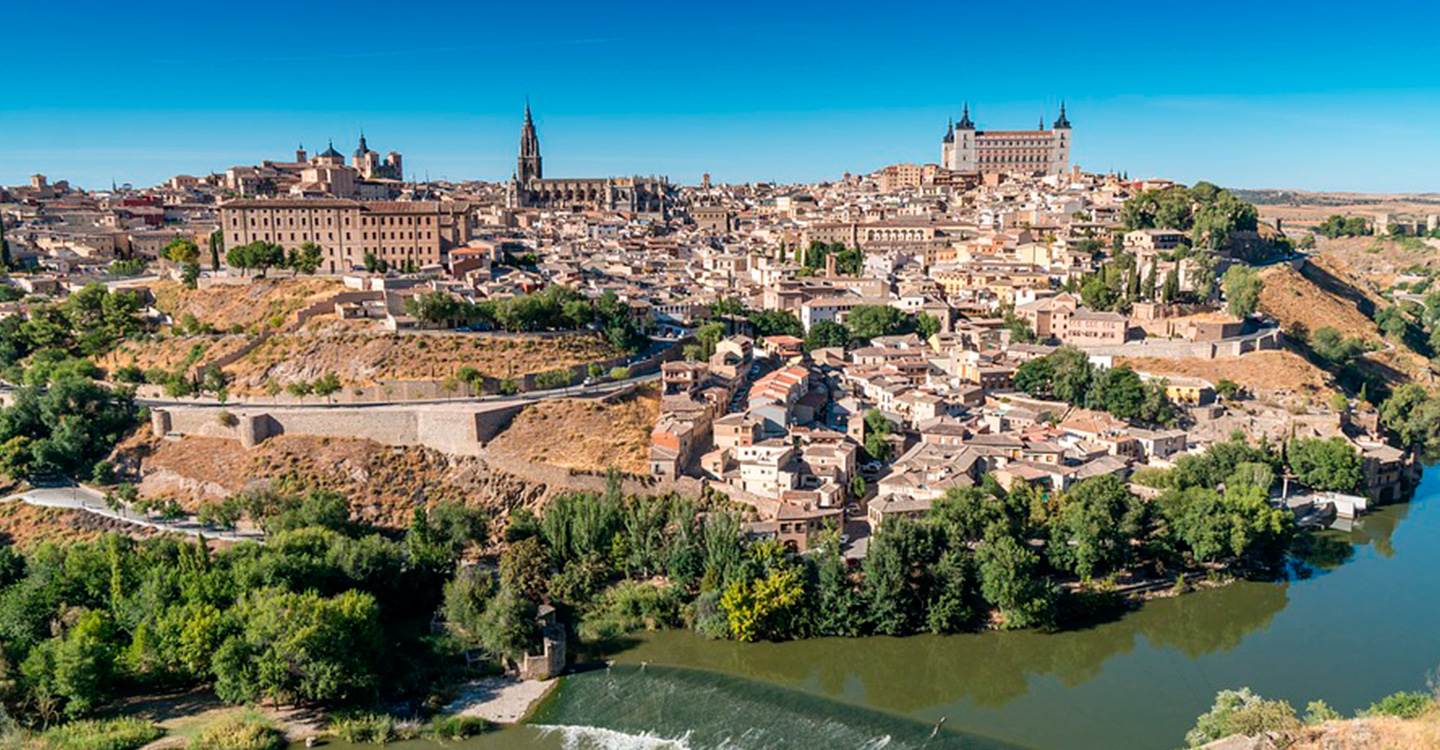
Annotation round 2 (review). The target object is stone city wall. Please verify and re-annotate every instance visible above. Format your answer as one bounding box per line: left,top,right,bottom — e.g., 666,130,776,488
151,402,527,456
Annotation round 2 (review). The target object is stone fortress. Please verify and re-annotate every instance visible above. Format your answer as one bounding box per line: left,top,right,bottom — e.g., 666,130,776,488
941,102,1072,175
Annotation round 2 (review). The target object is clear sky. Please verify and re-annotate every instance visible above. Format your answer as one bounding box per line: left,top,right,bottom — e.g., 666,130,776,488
3,0,1438,193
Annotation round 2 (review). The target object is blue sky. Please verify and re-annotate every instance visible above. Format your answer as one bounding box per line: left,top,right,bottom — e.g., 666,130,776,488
3,0,1438,192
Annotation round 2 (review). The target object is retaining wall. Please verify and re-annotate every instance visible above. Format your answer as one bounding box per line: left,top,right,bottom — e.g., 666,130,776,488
152,401,527,456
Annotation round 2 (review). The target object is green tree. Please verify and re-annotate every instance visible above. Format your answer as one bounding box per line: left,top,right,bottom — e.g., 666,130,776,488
163,238,201,265
1047,475,1144,579
1222,264,1264,318
721,566,805,642
20,609,117,718
925,548,981,633
845,305,906,343
1286,437,1362,492
208,228,224,270
695,321,726,359
286,242,324,274
914,313,942,340
976,532,1052,629
804,320,850,352
180,262,201,290
213,588,383,706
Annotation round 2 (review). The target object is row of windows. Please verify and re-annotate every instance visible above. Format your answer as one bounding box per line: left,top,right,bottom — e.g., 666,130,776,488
228,232,438,245
226,213,438,228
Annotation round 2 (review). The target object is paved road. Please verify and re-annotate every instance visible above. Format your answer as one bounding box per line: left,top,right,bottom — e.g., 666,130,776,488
2,485,264,543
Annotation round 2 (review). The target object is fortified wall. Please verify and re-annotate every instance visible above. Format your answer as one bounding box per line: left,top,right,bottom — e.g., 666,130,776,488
150,401,528,456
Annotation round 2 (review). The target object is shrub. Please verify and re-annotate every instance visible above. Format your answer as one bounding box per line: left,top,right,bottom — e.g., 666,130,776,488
426,716,491,740
216,410,239,427
1186,688,1299,747
190,716,285,750
578,580,683,643
39,718,164,750
1363,691,1434,719
609,366,631,380
329,714,419,745
1303,700,1341,725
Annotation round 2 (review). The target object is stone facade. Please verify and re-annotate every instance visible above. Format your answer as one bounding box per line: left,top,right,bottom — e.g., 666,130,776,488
218,199,473,273
941,103,1072,175
508,104,671,215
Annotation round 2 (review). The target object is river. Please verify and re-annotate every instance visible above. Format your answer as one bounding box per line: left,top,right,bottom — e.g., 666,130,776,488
321,470,1440,750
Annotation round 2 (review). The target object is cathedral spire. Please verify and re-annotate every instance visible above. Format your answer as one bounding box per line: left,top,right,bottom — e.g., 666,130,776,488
517,99,542,184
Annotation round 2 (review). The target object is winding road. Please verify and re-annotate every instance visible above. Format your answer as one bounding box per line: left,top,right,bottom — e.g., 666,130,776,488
2,484,264,543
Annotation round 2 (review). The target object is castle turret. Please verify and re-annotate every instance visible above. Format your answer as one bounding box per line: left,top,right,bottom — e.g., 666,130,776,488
947,103,976,172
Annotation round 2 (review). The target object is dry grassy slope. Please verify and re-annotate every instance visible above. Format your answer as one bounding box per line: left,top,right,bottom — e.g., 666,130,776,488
1311,236,1440,285
486,386,660,474
1258,260,1385,344
1286,713,1440,750
128,434,549,529
227,332,620,390
1258,255,1435,387
98,335,253,375
1118,351,1335,398
151,278,347,332
0,501,152,549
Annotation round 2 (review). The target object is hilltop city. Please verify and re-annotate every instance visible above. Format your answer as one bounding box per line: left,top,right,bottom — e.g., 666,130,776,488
4,100,1440,745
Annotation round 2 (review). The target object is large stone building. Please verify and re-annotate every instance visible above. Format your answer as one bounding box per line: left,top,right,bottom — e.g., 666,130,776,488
508,103,671,216
941,103,1072,175
218,198,473,273
224,135,402,199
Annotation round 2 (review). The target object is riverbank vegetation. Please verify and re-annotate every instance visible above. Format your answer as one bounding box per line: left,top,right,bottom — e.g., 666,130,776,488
439,441,1297,654
1185,685,1440,748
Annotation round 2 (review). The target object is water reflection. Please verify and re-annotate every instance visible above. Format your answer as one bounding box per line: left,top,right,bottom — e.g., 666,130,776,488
613,580,1289,714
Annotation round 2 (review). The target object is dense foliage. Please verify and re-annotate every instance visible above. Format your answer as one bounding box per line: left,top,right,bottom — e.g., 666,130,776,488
1121,181,1259,251
1013,346,1178,425
0,494,487,725
404,286,648,352
0,284,146,368
0,379,139,481
801,306,937,351
1314,215,1371,238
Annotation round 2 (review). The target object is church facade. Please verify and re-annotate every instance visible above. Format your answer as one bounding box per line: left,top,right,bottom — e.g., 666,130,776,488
941,103,1072,176
509,103,671,216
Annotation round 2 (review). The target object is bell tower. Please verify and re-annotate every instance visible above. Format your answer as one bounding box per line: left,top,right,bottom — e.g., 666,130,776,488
517,100,543,185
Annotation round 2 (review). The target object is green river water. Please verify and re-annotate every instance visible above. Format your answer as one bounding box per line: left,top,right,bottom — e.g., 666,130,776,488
316,470,1440,750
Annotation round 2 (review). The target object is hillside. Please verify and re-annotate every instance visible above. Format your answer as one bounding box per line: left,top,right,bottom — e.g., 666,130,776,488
1289,713,1440,750
1257,258,1386,345
150,277,348,332
0,501,153,549
126,433,550,529
485,385,660,474
97,330,621,392
228,331,619,391
1118,350,1335,400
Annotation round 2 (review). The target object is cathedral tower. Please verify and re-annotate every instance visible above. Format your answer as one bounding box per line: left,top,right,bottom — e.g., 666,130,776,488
517,101,542,185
